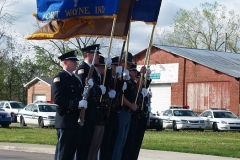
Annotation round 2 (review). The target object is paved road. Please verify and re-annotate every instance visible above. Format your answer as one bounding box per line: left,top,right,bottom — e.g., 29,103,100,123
0,150,53,160
0,142,239,160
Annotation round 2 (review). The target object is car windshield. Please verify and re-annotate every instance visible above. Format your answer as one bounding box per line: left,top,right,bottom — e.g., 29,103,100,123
173,110,198,117
213,111,237,118
10,102,25,109
38,105,56,112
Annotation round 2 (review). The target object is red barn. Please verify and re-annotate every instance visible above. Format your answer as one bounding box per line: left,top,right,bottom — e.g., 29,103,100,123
133,45,240,116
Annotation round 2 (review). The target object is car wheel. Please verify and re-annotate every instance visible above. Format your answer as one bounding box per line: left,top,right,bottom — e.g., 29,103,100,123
1,124,9,128
39,117,44,128
20,116,26,127
173,121,179,131
212,123,218,132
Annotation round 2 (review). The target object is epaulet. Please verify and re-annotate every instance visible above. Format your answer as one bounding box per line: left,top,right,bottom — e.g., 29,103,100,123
53,72,63,83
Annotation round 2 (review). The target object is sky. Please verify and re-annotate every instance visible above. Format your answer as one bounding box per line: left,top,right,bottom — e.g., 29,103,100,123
4,0,240,55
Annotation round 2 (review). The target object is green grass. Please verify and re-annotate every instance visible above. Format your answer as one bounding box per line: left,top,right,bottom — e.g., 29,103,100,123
1,124,240,158
143,130,240,158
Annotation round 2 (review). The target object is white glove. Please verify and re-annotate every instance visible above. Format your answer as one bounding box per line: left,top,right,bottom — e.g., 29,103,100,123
78,100,87,109
104,57,112,68
108,89,116,98
123,69,130,80
122,82,127,91
116,66,122,79
141,88,148,97
88,78,94,88
146,68,152,75
99,85,106,94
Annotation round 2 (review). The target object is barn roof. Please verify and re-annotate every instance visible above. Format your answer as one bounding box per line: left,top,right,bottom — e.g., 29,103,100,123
151,45,240,78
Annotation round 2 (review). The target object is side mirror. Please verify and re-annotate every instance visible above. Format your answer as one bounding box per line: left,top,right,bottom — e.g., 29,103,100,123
5,106,10,109
33,109,38,112
168,113,172,117
207,115,212,118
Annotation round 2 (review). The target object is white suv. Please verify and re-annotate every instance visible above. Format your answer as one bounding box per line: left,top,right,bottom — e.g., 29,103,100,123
0,101,25,122
200,109,240,132
160,106,206,131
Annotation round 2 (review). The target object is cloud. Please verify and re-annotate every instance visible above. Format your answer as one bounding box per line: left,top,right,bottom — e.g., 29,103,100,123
4,0,240,55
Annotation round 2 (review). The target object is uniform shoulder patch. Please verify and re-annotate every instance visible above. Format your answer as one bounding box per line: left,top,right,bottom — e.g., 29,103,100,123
53,77,60,82
78,69,84,74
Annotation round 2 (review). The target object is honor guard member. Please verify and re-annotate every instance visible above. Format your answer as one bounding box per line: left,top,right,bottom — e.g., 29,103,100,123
122,65,151,160
111,52,138,160
130,68,152,160
75,44,106,160
53,50,88,160
100,56,123,160
88,55,116,160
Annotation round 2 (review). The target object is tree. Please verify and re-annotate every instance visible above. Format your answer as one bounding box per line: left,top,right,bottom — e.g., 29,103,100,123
156,2,240,53
0,0,18,43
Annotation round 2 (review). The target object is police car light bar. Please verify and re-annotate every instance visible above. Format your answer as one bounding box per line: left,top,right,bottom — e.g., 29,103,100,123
210,107,227,110
170,105,190,109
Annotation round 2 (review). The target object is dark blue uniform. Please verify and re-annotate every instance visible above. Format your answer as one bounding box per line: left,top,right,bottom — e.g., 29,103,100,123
53,70,84,160
122,78,152,160
75,61,103,160
100,75,124,160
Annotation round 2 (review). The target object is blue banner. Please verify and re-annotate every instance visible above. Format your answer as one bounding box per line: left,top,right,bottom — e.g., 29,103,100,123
36,0,120,21
132,0,162,23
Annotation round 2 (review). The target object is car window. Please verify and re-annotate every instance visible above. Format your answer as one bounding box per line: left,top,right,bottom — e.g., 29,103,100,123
10,102,25,109
32,105,38,111
0,102,5,108
200,111,208,117
25,104,34,111
38,105,56,112
213,111,237,118
173,110,197,117
163,110,170,116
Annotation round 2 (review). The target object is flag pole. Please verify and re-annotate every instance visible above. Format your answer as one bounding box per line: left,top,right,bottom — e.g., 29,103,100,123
100,17,117,102
140,24,156,110
121,21,131,107
134,24,156,105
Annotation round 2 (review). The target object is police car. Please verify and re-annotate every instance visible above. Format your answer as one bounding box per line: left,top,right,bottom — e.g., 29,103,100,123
200,108,240,132
17,102,57,128
160,106,206,131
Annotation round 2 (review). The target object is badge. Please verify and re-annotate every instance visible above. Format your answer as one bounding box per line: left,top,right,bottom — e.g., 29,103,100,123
78,69,84,74
53,77,60,82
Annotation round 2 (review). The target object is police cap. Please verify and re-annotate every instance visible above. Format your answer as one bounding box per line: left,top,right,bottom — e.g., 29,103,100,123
122,51,133,64
81,44,101,54
129,63,138,71
112,56,119,65
58,50,79,61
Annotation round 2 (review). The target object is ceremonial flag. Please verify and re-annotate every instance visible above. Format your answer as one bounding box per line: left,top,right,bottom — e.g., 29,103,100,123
132,0,162,24
27,0,134,40
36,0,120,21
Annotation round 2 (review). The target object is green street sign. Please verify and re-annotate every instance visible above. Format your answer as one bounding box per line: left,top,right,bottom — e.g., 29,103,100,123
150,73,160,79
